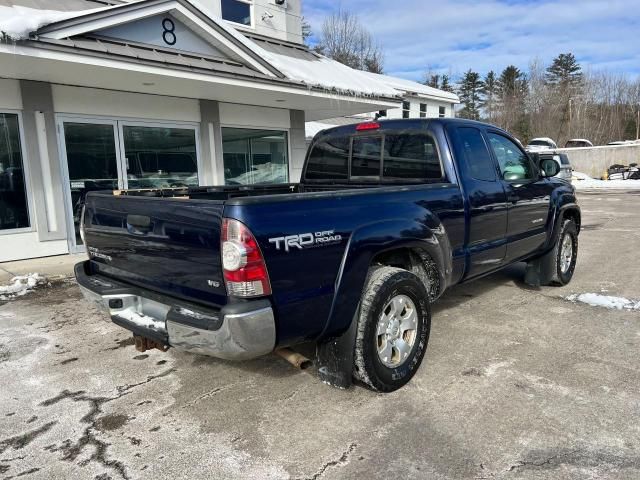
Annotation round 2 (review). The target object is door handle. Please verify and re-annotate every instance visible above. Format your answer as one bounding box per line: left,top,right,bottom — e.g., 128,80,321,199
507,194,519,204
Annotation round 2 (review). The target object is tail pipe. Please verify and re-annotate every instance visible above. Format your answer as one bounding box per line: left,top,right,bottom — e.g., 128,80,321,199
275,348,312,370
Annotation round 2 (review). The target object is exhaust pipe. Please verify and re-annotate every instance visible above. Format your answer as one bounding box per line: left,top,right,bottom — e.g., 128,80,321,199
275,348,312,370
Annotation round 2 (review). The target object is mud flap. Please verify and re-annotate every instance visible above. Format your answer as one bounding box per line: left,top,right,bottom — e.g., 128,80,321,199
524,248,556,287
315,311,359,389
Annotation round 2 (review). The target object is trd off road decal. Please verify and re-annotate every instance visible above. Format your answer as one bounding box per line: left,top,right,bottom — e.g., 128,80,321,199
269,230,342,252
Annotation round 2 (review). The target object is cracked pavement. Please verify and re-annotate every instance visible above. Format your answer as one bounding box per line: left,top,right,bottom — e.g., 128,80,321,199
1,191,639,480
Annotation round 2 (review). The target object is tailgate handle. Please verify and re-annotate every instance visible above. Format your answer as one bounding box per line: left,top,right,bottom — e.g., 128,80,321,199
126,214,153,234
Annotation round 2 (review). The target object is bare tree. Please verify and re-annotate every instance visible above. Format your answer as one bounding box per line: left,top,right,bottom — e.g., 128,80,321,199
315,10,384,73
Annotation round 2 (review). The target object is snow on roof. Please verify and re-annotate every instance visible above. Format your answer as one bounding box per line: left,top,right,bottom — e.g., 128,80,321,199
306,121,338,140
0,4,113,40
0,0,401,98
360,71,459,103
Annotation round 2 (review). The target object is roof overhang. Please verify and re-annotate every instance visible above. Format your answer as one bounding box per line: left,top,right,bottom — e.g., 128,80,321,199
0,42,399,120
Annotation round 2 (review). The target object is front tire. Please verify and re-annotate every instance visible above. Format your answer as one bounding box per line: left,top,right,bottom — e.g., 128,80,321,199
353,267,431,392
551,219,578,285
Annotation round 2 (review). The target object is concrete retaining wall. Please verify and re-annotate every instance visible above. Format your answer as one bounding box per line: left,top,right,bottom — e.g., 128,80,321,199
556,144,640,178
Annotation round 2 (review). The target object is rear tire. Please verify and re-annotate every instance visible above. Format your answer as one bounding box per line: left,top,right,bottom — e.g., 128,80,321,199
353,267,431,392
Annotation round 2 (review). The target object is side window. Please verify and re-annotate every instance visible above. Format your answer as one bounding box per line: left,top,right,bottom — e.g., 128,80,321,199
457,127,496,181
402,101,410,119
305,136,349,180
351,136,382,177
383,134,441,179
487,133,534,181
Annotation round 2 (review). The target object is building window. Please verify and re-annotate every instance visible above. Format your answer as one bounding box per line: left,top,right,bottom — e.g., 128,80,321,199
419,104,427,118
0,113,30,231
221,0,252,26
402,101,410,119
222,128,288,185
439,106,446,118
122,125,199,189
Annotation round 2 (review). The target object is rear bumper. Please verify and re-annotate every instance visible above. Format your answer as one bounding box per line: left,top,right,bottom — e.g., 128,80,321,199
75,261,276,360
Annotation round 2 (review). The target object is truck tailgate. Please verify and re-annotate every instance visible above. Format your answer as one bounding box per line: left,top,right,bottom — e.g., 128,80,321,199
83,192,227,307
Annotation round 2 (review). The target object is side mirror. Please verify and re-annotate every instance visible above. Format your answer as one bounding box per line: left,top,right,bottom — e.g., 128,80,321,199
540,158,560,178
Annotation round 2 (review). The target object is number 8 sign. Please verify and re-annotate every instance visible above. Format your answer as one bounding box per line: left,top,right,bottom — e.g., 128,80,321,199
162,18,176,45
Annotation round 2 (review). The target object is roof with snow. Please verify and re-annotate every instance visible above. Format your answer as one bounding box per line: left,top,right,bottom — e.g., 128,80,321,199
361,71,460,103
0,0,400,99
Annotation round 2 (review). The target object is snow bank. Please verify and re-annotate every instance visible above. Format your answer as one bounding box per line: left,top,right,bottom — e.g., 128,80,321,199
572,172,640,190
567,293,640,311
0,273,46,300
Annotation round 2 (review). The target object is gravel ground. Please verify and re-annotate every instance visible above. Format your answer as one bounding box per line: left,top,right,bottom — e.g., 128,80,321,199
0,191,639,480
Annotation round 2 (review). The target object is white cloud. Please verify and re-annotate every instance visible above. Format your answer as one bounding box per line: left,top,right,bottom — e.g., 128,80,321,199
303,0,640,81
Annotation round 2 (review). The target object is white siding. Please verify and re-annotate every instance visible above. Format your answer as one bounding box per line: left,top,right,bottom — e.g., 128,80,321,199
219,0,303,44
52,85,201,122
0,79,22,110
384,97,454,120
0,233,67,262
219,102,290,128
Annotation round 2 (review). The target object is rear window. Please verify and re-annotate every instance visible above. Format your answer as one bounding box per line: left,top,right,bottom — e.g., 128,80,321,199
352,136,382,177
305,131,442,181
383,134,441,179
305,136,349,180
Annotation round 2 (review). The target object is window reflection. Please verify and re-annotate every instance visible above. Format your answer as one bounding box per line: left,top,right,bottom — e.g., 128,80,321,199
0,113,30,231
222,128,288,185
123,126,198,189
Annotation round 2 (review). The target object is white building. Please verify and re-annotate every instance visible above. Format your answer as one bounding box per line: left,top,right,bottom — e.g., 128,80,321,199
305,72,459,141
0,0,404,262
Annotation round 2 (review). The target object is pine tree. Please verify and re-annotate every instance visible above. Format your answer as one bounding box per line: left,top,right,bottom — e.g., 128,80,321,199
496,66,529,137
457,70,484,120
441,74,454,93
480,70,497,122
545,53,582,87
546,53,583,139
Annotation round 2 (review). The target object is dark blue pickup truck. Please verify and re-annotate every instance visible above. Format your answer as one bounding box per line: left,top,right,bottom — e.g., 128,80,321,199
76,118,580,392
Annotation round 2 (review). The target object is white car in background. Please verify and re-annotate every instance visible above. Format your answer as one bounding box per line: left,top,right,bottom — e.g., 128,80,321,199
526,137,558,151
565,139,593,148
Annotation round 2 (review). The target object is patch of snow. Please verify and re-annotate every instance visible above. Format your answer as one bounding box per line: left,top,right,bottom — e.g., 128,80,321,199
188,3,399,97
572,172,640,190
567,293,640,311
306,121,338,140
0,273,46,300
260,49,399,97
0,6,103,40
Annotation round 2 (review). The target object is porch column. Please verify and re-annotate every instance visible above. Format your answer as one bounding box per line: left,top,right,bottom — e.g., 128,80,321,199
20,80,66,242
289,109,306,183
199,99,224,186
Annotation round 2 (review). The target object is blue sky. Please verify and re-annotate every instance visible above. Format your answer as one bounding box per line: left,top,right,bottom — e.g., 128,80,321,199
302,0,640,81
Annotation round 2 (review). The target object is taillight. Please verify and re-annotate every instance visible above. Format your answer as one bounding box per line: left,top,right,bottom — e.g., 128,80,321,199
221,218,271,297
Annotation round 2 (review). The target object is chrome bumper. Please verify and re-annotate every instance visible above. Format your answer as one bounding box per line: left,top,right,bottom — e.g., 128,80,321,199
79,284,276,361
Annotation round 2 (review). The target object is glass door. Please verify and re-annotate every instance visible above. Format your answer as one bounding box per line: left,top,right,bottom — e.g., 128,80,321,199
58,120,123,251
